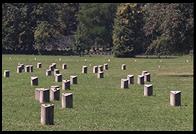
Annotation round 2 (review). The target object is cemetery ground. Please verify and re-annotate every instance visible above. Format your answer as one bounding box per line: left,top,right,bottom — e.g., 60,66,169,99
2,54,193,131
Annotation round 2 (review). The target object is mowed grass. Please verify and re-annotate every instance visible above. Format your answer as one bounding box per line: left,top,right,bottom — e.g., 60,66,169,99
2,54,193,131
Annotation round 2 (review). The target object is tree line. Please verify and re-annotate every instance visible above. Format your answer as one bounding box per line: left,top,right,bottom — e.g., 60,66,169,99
2,3,193,57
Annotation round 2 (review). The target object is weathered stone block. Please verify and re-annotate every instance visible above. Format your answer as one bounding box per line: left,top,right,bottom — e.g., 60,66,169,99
55,74,62,82
82,66,88,73
37,63,42,68
4,70,10,77
39,88,50,103
41,103,54,125
62,80,70,90
31,76,38,86
137,75,144,85
70,75,77,84
170,91,181,106
127,75,134,84
121,79,129,89
97,71,104,78
121,64,126,70
144,84,153,96
62,93,73,108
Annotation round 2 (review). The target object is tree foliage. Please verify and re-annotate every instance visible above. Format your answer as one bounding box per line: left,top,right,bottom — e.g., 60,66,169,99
2,3,194,56
112,3,145,57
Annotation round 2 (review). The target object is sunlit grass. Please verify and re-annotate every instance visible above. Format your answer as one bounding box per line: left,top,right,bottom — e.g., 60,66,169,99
2,54,193,131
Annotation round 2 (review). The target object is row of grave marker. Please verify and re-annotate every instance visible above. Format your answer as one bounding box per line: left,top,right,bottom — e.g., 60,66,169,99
3,62,181,125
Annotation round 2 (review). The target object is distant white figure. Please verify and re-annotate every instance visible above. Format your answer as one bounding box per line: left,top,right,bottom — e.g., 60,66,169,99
108,59,110,62
9,57,11,60
158,65,161,68
134,59,136,62
59,58,61,61
34,57,36,60
84,59,87,61
186,60,189,63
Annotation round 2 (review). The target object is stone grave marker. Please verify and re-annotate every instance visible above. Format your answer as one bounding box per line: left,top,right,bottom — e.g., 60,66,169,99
4,70,10,77
46,69,52,76
127,75,134,84
39,88,50,103
121,79,129,89
82,66,88,73
62,80,70,90
93,66,98,73
41,103,54,125
144,73,151,82
104,63,108,70
144,84,153,96
62,64,67,69
70,75,77,84
137,75,144,85
62,93,73,108
97,71,104,78
170,91,181,106
50,87,60,101
31,76,38,86
37,63,42,68
55,74,62,82
121,64,126,70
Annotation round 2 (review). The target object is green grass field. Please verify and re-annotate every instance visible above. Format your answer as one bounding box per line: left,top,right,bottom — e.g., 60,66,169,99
2,54,193,131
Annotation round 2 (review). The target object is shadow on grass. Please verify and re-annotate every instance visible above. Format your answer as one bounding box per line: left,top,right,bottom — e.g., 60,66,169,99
135,55,178,59
169,74,193,77
162,74,193,77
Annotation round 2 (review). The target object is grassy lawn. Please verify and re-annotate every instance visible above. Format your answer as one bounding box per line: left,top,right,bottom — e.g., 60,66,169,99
2,54,193,131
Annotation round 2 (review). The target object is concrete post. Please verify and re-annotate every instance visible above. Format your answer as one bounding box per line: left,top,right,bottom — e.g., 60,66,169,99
121,79,129,89
37,63,42,68
70,75,77,84
62,64,67,69
41,103,54,125
97,71,104,78
144,84,153,96
55,74,62,82
82,66,88,73
19,64,24,70
4,70,10,77
121,64,126,70
103,63,108,70
62,93,73,108
29,65,33,72
50,87,60,101
35,88,45,101
170,91,181,106
25,65,30,72
49,65,54,71
137,75,144,85
46,69,52,76
93,66,98,73
62,80,70,90
144,73,151,82
98,65,103,72
31,76,38,86
17,66,23,73
39,88,50,103
127,75,134,84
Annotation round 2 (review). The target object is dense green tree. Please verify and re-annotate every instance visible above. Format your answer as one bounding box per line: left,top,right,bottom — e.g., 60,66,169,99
144,3,194,56
2,3,26,52
2,3,194,56
112,3,145,57
74,3,117,54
